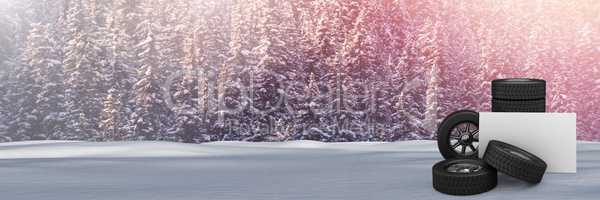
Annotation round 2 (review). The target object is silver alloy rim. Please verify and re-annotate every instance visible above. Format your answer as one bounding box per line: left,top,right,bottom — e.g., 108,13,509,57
446,163,483,173
449,122,479,156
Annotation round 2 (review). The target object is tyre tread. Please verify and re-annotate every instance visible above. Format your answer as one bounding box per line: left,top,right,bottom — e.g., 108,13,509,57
491,99,545,112
483,140,547,183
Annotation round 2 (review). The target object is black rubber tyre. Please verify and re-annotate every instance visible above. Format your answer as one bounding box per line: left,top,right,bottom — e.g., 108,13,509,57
433,159,497,195
491,99,546,112
492,78,546,100
483,140,547,184
437,110,479,159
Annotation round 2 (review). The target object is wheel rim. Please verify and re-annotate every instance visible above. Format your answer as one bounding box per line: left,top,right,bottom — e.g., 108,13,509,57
446,163,483,173
449,122,479,156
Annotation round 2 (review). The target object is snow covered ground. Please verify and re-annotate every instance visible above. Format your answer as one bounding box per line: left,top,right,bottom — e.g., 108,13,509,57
0,140,599,200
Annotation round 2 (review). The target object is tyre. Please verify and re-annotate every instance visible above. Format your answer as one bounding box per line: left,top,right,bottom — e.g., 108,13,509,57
491,99,545,112
492,78,546,100
433,159,497,195
437,110,479,159
483,140,547,183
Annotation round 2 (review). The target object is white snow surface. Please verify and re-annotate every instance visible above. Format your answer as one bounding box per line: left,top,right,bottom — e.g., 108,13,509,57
0,140,598,200
0,140,433,159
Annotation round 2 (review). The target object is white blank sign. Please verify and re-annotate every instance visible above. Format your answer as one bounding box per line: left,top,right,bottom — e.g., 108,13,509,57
479,112,577,173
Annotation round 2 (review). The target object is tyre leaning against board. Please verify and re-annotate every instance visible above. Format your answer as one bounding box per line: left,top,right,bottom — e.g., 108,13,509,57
483,140,547,184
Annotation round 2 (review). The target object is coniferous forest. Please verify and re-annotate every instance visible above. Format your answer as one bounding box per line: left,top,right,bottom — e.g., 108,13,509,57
0,0,599,143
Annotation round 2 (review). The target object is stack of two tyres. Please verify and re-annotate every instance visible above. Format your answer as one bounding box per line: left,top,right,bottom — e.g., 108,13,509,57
492,78,546,112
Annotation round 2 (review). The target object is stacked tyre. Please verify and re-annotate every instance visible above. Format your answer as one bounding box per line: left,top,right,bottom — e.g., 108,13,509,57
491,78,546,112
